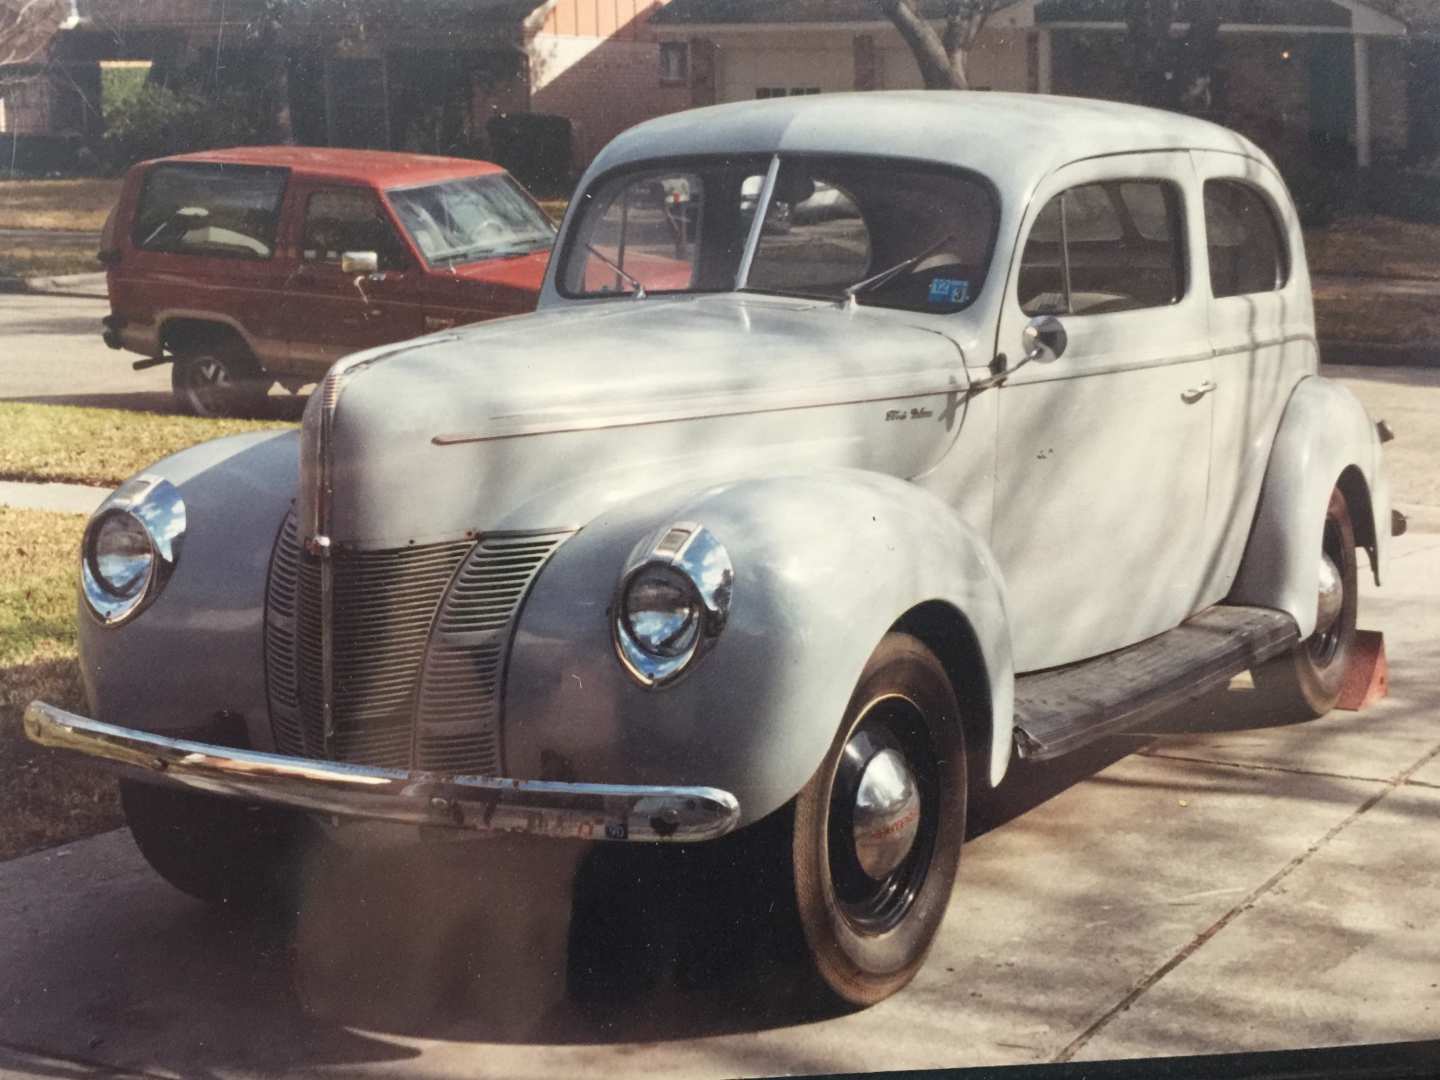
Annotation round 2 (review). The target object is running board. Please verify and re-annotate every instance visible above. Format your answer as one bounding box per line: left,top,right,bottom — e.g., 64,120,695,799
1012,605,1300,762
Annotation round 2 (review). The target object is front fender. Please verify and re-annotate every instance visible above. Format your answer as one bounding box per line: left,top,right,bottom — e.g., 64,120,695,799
77,429,299,749
504,468,1015,829
1228,375,1389,636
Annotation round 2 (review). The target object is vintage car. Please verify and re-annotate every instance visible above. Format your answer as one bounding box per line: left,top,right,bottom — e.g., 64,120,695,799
97,146,556,416
30,92,1399,1007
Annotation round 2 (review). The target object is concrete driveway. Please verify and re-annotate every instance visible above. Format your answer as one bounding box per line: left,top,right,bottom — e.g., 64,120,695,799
1,295,1438,1077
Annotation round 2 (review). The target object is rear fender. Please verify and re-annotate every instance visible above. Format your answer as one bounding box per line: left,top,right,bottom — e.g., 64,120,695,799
1228,376,1389,635
505,467,1015,829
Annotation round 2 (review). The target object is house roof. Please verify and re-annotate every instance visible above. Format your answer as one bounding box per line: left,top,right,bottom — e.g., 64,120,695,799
152,146,506,189
650,0,1422,30
650,0,1024,25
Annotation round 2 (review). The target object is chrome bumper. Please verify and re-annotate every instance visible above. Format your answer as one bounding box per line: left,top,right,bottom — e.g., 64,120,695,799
24,701,740,843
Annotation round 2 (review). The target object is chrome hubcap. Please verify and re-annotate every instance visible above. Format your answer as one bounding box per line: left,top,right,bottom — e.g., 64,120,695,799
852,748,921,880
827,696,938,935
1315,551,1343,637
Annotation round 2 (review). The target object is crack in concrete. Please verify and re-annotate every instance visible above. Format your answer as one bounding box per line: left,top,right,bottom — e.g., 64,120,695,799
1052,737,1440,1064
1136,749,1394,786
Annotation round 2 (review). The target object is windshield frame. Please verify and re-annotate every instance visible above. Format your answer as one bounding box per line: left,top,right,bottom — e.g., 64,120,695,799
555,151,1002,313
384,171,556,269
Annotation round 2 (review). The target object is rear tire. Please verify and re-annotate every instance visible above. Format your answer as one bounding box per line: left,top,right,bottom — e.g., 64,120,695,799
790,632,966,1008
1252,486,1358,718
120,780,299,908
170,337,270,418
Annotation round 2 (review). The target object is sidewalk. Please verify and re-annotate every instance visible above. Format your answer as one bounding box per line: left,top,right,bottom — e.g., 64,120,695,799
0,479,111,515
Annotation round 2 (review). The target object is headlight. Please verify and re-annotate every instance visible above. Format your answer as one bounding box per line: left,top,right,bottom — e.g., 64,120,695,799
81,475,186,626
614,522,733,687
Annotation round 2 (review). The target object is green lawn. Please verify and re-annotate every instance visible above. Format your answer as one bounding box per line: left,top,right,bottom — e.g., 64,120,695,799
0,240,101,279
0,507,123,860
0,402,295,488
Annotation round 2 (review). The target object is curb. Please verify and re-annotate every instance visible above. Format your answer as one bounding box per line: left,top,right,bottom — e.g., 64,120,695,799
0,271,107,299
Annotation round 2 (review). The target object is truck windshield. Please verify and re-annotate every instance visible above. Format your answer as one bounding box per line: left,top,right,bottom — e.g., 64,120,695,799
557,154,997,313
387,174,555,267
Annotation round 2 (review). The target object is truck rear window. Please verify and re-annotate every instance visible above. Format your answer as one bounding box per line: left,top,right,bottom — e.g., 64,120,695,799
132,163,287,260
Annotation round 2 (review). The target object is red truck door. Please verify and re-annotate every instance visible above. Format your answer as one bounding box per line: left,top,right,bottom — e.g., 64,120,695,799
281,184,426,378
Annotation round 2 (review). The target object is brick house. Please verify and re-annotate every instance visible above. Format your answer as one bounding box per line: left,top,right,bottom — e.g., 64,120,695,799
650,0,1419,167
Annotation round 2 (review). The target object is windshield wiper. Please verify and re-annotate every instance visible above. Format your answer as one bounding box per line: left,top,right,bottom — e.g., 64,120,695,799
840,232,958,308
585,243,646,299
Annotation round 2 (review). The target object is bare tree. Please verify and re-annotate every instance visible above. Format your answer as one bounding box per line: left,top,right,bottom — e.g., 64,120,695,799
0,0,67,69
875,0,1000,91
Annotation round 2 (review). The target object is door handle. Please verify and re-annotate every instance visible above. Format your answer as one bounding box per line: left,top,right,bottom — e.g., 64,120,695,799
1181,380,1217,404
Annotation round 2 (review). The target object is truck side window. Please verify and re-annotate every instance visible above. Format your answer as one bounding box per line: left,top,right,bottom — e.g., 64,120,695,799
1019,180,1185,316
133,163,285,260
302,189,409,271
1204,179,1288,298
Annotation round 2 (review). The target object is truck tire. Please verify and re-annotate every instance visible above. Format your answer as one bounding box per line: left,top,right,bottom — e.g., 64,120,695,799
171,337,271,418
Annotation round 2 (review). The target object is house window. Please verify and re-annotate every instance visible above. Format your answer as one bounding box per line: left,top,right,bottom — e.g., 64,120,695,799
755,87,821,99
659,42,689,85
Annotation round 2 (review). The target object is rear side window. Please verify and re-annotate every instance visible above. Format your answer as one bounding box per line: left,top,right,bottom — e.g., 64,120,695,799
1019,179,1185,317
132,163,286,260
1204,179,1288,298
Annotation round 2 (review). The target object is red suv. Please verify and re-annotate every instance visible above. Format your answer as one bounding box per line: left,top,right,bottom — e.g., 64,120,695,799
99,147,554,416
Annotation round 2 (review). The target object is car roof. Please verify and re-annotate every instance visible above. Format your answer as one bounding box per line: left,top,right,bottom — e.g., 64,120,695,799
584,91,1271,196
147,146,507,189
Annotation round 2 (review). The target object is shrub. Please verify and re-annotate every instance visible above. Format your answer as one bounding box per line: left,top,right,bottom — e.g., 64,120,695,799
102,83,260,172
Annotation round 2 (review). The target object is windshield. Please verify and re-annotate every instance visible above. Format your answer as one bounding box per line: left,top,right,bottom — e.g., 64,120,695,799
387,173,555,267
558,154,997,313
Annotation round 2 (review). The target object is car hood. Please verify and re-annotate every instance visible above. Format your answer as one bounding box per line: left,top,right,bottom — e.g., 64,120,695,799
448,248,549,290
302,294,970,546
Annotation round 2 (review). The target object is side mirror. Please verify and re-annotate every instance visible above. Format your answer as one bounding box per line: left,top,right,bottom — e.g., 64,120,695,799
1022,315,1067,364
341,250,379,275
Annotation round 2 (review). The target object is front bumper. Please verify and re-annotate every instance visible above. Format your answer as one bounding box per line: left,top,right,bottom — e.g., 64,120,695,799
24,701,740,843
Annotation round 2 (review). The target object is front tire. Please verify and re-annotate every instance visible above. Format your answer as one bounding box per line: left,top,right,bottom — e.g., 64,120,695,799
170,338,270,418
120,780,299,908
1252,485,1358,718
791,632,967,1007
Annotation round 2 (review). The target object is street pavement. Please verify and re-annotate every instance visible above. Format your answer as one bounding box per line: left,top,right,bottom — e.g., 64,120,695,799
0,293,1438,1077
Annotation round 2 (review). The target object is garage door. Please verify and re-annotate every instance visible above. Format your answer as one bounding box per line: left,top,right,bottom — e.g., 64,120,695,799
718,44,853,102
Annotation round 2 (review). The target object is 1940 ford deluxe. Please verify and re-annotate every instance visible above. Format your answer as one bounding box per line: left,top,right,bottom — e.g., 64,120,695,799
28,93,1398,1007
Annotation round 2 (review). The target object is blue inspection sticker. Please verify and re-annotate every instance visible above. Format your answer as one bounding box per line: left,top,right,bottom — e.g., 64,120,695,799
928,278,970,305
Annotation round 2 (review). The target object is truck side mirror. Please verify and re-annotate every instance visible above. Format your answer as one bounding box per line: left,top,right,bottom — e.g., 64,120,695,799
341,250,379,275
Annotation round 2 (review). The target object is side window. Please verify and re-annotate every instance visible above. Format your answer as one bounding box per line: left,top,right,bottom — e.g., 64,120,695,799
132,163,285,260
1019,179,1185,317
302,189,410,271
1204,179,1288,298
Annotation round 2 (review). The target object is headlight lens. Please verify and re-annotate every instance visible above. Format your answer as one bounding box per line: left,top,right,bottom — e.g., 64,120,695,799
90,512,153,598
81,476,186,626
614,523,732,687
622,565,701,659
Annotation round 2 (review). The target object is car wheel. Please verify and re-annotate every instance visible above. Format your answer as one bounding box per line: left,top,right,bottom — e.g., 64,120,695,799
120,780,299,908
790,632,966,1008
171,339,270,418
1252,485,1358,718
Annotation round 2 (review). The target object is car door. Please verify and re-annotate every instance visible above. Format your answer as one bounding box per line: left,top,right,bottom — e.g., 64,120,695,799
1189,150,1316,606
991,153,1214,673
281,184,426,377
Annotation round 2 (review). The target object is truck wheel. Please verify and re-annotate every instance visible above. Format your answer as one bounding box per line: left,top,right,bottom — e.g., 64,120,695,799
120,780,299,908
1252,486,1358,718
790,632,966,1008
171,338,270,418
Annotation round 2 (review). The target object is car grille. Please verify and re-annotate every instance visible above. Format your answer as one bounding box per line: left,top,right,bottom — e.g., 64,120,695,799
263,512,565,774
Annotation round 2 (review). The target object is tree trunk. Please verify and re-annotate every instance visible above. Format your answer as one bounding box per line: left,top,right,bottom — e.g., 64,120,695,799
876,0,964,90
